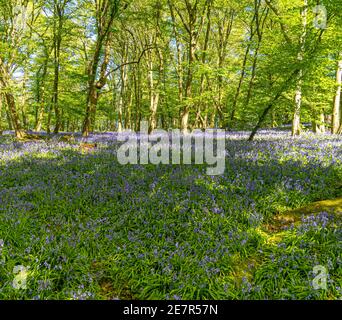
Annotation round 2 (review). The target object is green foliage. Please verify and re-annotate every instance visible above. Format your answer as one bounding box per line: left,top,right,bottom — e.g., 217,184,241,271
0,0,341,132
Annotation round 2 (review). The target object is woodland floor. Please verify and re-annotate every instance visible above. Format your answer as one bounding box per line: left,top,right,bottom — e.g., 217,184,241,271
0,130,341,300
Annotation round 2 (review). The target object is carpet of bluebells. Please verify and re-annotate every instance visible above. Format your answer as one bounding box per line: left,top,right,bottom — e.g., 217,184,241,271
0,130,341,300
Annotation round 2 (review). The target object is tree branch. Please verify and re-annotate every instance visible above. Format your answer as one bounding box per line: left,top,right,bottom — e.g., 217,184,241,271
105,46,158,78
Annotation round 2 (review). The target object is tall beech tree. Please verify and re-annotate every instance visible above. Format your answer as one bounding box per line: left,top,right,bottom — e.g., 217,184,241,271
82,0,121,136
332,53,342,134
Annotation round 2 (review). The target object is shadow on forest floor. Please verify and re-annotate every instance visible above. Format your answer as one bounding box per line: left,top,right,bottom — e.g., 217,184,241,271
264,197,342,233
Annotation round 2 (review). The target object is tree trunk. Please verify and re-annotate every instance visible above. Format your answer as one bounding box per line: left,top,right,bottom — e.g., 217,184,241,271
245,3,268,108
52,33,62,133
35,74,46,132
133,65,140,131
82,1,119,136
52,0,67,134
216,9,234,127
230,44,249,126
117,44,128,132
332,54,342,134
21,66,28,129
83,34,111,136
318,112,325,133
82,38,101,136
292,0,308,136
174,1,207,133
195,3,212,129
181,28,196,133
292,73,302,136
168,1,183,110
47,103,52,134
0,60,25,138
312,108,325,133
230,9,258,127
148,46,160,133
125,85,133,129
4,90,25,138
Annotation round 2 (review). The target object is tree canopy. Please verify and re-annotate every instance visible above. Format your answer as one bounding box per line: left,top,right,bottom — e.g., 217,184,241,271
0,0,341,138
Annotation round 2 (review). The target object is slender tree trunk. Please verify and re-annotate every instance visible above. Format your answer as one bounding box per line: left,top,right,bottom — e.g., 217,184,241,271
181,29,196,133
195,4,211,129
229,10,258,127
245,4,268,108
292,0,308,136
133,66,139,131
168,1,183,108
332,54,342,134
109,75,117,131
35,84,46,132
35,45,49,132
21,66,28,129
312,106,325,133
52,0,66,134
271,109,277,128
118,44,128,132
125,85,133,129
52,35,62,134
135,62,142,131
216,10,234,127
230,44,250,126
148,46,159,133
319,112,325,133
47,102,52,134
0,60,25,138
